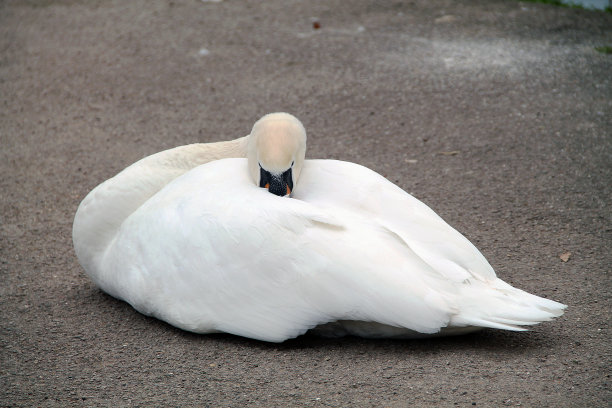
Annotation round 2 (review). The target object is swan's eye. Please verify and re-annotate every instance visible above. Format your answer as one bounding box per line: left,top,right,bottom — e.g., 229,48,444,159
291,161,294,167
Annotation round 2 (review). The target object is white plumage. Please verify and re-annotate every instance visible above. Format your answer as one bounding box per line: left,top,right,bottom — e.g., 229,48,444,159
73,113,565,342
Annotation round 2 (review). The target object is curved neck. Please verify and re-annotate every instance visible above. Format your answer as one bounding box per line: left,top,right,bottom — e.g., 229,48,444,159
73,136,249,277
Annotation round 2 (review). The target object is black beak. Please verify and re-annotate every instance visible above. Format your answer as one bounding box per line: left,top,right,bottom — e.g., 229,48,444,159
260,166,293,196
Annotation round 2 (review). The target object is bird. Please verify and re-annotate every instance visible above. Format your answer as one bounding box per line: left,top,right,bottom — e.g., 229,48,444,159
73,112,566,342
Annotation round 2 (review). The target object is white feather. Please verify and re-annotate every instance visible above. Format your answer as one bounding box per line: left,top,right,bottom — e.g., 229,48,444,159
74,156,566,342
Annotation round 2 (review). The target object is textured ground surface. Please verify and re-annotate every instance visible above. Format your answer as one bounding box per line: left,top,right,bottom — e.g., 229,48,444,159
1,0,611,406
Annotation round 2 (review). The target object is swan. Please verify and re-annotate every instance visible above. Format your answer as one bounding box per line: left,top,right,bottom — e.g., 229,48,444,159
73,112,566,342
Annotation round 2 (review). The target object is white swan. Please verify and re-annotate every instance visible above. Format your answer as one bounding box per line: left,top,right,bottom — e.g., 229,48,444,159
73,112,566,342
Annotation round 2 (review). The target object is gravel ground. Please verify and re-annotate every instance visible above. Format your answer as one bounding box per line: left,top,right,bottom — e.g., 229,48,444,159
1,0,611,406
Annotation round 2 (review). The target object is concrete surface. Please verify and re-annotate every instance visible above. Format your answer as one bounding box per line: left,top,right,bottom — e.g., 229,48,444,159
1,0,610,406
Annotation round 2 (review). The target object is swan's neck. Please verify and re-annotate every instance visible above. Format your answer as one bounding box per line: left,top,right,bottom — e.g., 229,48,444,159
148,137,249,173
73,136,249,279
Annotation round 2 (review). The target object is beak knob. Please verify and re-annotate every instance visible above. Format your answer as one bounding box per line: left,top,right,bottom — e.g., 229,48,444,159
260,166,293,197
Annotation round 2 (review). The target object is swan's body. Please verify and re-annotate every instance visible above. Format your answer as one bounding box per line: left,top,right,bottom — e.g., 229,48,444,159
73,113,565,342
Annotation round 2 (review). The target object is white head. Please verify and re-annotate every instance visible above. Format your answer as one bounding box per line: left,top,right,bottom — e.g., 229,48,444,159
247,112,307,196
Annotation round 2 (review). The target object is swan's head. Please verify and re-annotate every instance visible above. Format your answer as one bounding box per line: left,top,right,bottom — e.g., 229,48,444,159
248,112,307,197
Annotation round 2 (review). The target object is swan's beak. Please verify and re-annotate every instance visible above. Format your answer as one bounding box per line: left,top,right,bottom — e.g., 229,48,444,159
260,167,293,197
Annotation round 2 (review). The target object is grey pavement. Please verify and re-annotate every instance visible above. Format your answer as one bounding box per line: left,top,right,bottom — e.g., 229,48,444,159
1,0,611,406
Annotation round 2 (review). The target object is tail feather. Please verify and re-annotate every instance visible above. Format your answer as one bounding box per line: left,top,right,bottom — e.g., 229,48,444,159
453,316,529,331
450,278,567,331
